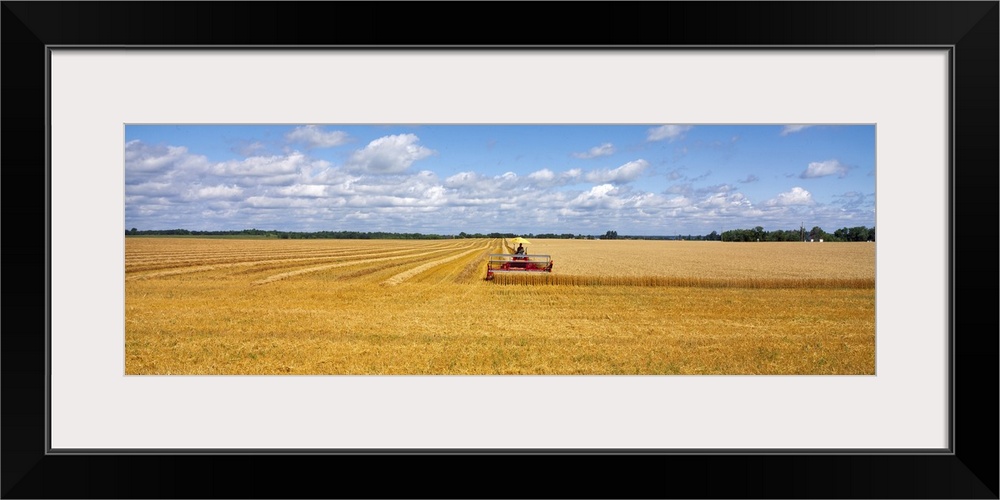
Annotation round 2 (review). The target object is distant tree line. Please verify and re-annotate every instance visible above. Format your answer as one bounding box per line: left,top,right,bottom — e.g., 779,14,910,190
458,232,598,239
126,225,874,242
126,228,447,239
720,225,875,242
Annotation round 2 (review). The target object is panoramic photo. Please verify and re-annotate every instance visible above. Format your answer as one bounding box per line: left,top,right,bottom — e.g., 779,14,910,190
124,123,876,375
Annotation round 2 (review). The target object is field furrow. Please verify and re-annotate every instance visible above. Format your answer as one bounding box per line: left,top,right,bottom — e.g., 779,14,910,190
453,239,506,284
381,243,490,286
126,242,468,279
252,246,472,285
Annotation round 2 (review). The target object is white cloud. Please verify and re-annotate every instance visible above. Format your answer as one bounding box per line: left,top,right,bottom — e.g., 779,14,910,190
276,185,328,198
697,191,753,211
528,168,585,189
569,184,622,209
423,186,447,204
444,171,482,189
647,125,692,142
244,196,317,209
780,125,812,136
572,142,615,159
584,159,650,184
125,141,208,175
442,171,511,202
127,181,182,198
528,169,556,182
702,193,731,208
663,195,692,208
766,187,814,206
800,159,850,179
193,184,243,200
444,168,579,197
213,152,313,177
346,134,435,174
285,125,350,149
311,167,361,188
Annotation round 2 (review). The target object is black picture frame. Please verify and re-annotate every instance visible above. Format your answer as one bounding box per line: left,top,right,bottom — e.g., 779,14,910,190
3,2,997,498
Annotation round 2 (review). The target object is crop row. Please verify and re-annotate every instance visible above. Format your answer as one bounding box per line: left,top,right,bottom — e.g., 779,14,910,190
488,273,875,288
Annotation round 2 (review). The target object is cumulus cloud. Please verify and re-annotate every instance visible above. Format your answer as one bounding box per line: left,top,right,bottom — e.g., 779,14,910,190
444,167,586,196
693,185,753,213
124,137,747,235
800,159,850,179
647,125,692,142
572,142,615,159
127,181,182,198
245,196,321,209
780,125,812,136
562,168,582,182
276,184,328,198
584,159,649,184
528,169,556,182
444,171,482,189
212,152,315,178
702,192,733,208
125,141,208,175
285,125,351,149
526,168,583,188
721,192,753,208
569,184,625,209
192,185,244,201
346,134,435,174
766,187,814,206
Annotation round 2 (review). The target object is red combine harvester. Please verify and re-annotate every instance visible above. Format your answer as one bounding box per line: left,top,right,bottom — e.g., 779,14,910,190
485,237,554,280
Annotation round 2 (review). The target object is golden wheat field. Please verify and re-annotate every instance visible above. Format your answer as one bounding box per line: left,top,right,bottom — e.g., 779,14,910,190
125,237,875,375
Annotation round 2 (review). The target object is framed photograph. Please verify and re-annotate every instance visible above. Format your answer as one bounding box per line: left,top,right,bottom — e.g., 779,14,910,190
5,2,997,498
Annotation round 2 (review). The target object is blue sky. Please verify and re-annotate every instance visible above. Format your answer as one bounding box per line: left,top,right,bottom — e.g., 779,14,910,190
124,124,875,236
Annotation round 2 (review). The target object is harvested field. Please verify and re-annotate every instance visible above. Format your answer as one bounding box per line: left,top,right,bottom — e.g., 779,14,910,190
125,237,875,375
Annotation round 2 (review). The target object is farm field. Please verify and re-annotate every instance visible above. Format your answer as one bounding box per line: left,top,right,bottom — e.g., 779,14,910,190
125,237,875,375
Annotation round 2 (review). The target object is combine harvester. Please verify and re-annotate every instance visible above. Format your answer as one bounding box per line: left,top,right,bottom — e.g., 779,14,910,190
485,237,554,280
